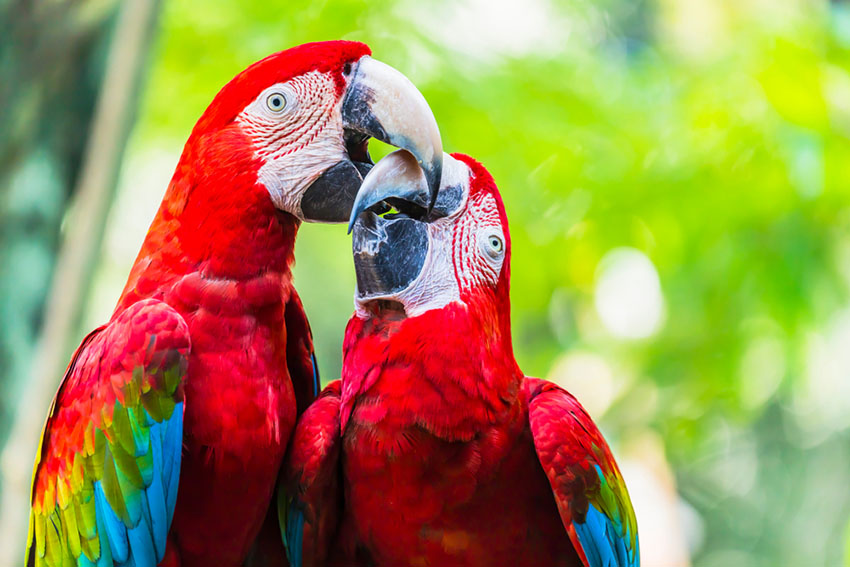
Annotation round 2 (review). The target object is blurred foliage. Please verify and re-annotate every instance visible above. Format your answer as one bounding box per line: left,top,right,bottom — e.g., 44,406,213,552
0,0,117,446
7,0,850,565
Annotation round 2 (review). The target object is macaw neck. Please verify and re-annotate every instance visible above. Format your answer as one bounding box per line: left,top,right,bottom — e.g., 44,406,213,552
164,179,299,278
116,127,300,312
340,302,523,440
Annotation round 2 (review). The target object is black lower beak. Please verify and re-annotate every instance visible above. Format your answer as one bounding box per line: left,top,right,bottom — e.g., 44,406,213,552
352,211,429,299
300,159,371,222
349,150,469,301
298,129,375,222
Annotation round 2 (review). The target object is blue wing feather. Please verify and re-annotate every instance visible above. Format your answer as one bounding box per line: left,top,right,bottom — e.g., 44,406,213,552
126,513,154,567
574,504,617,567
146,419,168,559
163,402,183,525
570,465,637,567
92,486,113,567
310,352,320,398
284,499,305,567
95,483,129,564
88,402,182,567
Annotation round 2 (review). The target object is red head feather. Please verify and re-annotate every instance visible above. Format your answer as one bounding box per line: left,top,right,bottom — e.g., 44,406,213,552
192,41,370,136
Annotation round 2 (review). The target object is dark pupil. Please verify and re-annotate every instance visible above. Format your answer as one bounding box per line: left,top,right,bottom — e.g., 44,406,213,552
271,96,282,108
343,62,352,75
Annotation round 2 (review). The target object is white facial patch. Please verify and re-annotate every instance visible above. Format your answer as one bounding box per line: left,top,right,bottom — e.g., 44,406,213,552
237,71,347,217
455,192,505,291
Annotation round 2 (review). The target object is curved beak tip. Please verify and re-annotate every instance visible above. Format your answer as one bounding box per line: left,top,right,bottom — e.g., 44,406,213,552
346,149,432,234
425,163,442,211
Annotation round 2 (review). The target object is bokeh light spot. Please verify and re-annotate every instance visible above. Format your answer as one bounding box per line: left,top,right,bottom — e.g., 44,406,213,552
594,247,666,340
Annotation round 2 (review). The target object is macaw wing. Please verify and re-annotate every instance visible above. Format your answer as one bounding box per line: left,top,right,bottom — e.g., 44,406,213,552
284,288,320,415
279,380,343,567
526,378,639,567
27,298,190,567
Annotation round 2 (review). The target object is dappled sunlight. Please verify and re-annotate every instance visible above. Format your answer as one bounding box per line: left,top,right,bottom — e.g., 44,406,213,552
794,309,850,439
548,350,618,417
621,431,696,567
594,247,666,340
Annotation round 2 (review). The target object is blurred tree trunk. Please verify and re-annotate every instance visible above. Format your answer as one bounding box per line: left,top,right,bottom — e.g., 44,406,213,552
0,0,111,448
0,0,160,561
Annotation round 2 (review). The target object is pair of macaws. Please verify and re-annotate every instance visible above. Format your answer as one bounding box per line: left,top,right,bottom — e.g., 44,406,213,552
26,41,639,567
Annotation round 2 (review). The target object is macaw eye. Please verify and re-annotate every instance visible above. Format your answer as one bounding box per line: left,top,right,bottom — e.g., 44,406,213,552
266,92,287,112
486,235,503,256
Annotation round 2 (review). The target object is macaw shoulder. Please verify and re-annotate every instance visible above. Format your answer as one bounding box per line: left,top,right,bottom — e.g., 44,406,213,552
525,377,640,567
57,299,190,405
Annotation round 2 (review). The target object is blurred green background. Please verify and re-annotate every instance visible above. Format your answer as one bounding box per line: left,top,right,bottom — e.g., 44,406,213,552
2,0,850,565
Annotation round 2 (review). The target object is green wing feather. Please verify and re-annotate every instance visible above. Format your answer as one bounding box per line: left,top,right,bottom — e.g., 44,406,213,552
26,299,190,567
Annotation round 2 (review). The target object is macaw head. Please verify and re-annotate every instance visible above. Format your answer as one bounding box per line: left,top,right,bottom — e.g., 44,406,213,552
348,149,511,336
177,40,441,222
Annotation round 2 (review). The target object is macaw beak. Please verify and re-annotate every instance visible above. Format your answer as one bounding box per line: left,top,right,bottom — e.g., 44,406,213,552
349,149,464,301
299,56,443,222
347,149,431,233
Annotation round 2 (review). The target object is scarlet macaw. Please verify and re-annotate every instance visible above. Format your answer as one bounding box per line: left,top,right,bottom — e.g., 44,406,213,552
26,41,443,567
284,150,639,567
